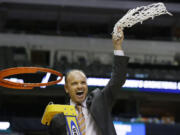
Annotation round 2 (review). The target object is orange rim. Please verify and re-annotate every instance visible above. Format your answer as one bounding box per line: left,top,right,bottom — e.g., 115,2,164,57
0,67,63,89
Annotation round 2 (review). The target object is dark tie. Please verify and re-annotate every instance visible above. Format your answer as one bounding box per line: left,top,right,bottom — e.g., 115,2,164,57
76,104,86,135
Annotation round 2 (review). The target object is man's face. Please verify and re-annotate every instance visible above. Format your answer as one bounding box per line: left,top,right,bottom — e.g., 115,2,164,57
65,71,88,104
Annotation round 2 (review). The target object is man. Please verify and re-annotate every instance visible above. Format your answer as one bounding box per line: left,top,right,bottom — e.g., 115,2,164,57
49,29,129,135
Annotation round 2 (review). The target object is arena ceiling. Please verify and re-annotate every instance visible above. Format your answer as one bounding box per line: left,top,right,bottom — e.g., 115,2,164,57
0,0,179,39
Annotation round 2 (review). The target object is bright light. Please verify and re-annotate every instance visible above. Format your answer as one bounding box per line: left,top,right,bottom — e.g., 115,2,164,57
123,80,143,88
57,77,65,85
87,77,109,86
143,81,162,89
114,123,131,135
40,72,51,88
6,75,180,91
114,121,145,135
178,82,180,90
0,122,10,130
4,78,24,83
161,81,177,89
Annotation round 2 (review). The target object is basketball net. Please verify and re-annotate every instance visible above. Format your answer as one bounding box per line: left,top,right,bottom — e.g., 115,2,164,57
113,2,172,40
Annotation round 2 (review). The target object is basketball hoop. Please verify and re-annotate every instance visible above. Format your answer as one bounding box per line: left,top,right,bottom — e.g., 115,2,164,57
0,67,63,89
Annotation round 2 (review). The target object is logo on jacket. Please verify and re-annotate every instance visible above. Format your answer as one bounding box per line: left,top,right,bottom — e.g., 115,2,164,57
70,120,80,135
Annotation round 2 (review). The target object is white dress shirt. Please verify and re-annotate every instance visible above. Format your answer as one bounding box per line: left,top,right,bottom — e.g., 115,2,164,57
69,50,125,135
70,99,101,135
114,50,124,56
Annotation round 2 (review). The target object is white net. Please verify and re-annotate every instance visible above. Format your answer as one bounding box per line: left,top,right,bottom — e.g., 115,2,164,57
113,2,172,40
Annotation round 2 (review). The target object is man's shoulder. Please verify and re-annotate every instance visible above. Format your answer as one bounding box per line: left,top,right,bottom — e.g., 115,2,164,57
86,88,101,107
89,88,101,95
87,88,101,100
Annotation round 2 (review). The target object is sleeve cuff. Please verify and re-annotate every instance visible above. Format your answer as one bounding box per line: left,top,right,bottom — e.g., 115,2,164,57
114,50,124,56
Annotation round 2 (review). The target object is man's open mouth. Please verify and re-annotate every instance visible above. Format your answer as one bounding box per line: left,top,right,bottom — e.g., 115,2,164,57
76,90,84,96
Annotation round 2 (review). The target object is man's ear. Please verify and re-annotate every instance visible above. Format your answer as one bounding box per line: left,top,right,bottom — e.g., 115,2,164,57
64,84,69,94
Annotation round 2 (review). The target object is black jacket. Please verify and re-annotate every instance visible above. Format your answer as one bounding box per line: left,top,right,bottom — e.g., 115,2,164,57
49,55,129,135
86,55,129,135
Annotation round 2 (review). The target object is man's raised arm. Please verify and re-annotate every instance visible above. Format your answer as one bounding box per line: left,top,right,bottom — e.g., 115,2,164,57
102,28,129,107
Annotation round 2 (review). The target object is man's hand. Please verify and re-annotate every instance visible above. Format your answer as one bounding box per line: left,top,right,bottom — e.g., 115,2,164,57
112,27,124,50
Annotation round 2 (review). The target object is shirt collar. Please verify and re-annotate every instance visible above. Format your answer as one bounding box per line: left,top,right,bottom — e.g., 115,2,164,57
70,98,87,108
